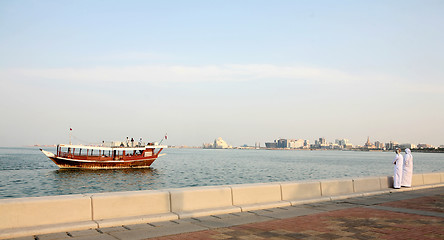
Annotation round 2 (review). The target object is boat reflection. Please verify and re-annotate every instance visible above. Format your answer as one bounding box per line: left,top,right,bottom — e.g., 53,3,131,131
50,168,162,195
54,167,159,175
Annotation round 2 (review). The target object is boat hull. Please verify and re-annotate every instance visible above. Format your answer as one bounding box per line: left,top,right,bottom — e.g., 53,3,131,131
48,156,157,169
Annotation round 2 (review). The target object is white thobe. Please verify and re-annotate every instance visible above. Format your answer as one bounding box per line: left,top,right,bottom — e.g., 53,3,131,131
393,153,403,188
401,149,413,187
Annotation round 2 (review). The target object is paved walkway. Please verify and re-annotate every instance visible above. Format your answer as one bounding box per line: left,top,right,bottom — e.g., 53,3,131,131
9,186,444,240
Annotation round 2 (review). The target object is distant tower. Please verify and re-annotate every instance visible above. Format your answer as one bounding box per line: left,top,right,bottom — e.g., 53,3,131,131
364,136,375,148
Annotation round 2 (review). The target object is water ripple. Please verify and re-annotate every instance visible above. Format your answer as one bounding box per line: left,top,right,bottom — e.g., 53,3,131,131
1,147,444,199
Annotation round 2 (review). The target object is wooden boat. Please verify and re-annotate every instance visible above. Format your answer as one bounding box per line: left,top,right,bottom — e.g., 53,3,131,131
40,143,167,169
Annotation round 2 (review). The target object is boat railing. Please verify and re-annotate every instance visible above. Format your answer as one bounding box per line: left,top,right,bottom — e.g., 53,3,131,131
57,150,156,161
58,152,70,158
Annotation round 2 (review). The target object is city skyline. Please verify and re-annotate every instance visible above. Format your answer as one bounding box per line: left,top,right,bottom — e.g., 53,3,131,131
1,1,444,147
28,135,443,149
262,136,442,149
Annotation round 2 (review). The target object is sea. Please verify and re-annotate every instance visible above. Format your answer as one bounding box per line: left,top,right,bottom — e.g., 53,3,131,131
1,147,443,199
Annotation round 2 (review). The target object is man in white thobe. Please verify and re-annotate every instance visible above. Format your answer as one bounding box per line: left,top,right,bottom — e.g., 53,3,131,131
393,148,403,189
401,148,413,187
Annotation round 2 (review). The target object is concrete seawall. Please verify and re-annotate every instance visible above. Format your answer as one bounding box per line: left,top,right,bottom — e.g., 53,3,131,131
1,172,444,239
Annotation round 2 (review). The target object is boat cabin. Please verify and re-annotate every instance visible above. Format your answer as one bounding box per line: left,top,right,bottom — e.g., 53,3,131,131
56,144,160,161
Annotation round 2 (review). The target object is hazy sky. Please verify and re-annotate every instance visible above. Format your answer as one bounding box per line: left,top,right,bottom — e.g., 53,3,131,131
1,0,443,147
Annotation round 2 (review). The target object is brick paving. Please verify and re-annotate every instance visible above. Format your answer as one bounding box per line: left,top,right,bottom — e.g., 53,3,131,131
380,193,444,213
148,207,444,240
148,188,444,240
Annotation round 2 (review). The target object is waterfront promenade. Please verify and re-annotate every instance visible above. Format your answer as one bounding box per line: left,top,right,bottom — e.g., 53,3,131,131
6,185,444,240
2,174,444,240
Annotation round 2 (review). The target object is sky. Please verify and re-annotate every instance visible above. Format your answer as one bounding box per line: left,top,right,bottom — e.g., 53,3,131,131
0,0,443,147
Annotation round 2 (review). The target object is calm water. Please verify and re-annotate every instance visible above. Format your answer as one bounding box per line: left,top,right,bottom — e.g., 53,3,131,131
1,147,443,199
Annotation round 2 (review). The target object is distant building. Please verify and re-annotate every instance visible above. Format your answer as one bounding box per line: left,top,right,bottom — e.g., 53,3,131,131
304,140,310,148
203,137,232,149
385,141,399,150
287,140,297,148
265,138,307,149
277,139,289,148
417,143,434,149
400,143,416,149
202,143,213,149
313,137,329,149
364,137,376,149
335,139,353,149
214,137,232,149
374,141,384,149
335,139,345,146
265,141,278,148
291,139,305,149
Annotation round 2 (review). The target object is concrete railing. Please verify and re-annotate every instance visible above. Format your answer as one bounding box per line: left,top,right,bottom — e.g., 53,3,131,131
91,190,177,228
170,186,241,218
0,195,96,238
1,172,444,239
232,182,291,211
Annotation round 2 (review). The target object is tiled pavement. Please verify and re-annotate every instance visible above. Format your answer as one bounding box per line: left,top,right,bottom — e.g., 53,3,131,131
8,186,444,240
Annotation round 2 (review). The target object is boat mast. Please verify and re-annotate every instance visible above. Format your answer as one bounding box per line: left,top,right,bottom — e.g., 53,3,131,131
159,133,167,145
69,128,72,145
